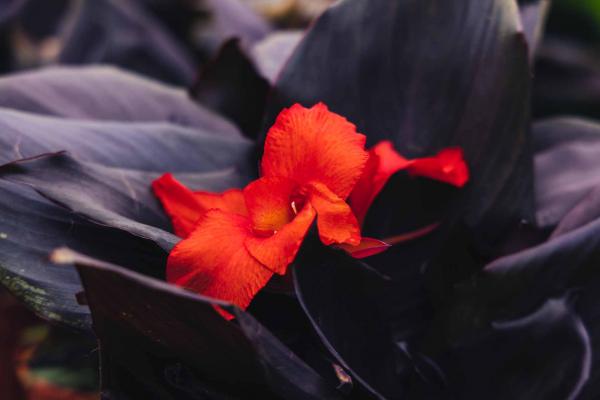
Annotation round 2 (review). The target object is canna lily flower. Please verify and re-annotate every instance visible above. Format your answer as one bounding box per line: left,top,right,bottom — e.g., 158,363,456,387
153,103,469,318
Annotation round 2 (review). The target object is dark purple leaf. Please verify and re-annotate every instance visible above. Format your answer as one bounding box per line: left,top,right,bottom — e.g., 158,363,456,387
0,153,253,250
58,0,195,86
425,216,600,397
533,40,600,120
0,108,252,171
191,39,270,138
52,248,341,400
294,243,431,399
423,297,591,400
534,117,600,229
551,184,600,238
0,66,241,136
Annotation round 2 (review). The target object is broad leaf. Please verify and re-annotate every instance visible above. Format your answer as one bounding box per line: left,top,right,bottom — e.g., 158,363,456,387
0,66,241,136
0,153,253,250
0,108,252,171
294,243,432,399
53,248,341,400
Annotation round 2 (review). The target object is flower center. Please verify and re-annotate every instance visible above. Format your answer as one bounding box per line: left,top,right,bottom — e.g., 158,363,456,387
289,188,308,216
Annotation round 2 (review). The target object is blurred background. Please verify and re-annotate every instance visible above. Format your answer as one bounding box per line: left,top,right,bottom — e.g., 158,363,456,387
0,0,598,398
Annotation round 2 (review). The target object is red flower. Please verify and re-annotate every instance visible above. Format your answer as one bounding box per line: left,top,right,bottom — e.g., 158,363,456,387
153,103,469,318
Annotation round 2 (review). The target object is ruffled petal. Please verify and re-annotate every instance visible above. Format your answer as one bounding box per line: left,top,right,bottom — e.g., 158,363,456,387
308,182,361,246
243,177,297,233
152,173,205,238
166,210,273,319
262,103,369,199
407,147,469,187
245,203,316,275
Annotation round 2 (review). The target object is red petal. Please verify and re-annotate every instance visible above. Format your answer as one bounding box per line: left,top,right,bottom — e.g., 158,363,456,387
308,182,361,246
194,189,248,217
243,177,297,233
261,103,369,199
337,237,391,259
245,203,316,275
349,141,411,225
407,147,469,187
167,210,273,319
152,173,205,238
152,173,246,238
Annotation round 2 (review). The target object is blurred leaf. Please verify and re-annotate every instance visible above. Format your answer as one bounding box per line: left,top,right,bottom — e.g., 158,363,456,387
518,0,551,59
0,0,27,23
534,117,600,229
0,66,241,136
59,0,196,85
18,325,99,399
250,30,303,83
533,40,600,120
53,248,341,400
196,0,272,54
